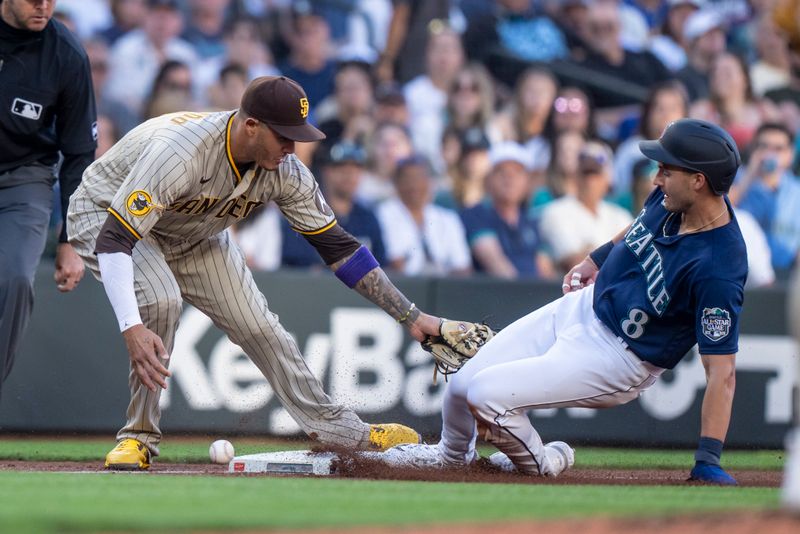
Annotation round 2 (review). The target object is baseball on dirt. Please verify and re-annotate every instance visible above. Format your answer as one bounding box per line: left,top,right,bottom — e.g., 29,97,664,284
209,439,235,464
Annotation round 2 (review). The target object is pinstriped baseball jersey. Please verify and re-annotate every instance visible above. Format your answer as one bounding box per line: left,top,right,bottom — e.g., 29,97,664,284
67,109,374,455
74,110,335,243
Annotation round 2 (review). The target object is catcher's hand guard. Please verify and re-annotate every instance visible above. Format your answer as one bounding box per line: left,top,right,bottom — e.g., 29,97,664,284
422,319,495,384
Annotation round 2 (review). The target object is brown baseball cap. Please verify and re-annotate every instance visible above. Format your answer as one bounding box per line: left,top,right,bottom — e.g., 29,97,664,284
240,76,326,142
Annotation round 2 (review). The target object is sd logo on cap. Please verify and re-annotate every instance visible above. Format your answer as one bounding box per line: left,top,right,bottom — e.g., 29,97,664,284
240,76,325,142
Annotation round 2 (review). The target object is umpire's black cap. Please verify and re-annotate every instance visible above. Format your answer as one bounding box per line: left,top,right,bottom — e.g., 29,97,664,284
240,76,326,142
639,118,741,195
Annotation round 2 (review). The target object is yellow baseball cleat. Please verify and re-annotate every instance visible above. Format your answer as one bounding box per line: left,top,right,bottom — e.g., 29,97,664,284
368,423,421,451
104,438,151,470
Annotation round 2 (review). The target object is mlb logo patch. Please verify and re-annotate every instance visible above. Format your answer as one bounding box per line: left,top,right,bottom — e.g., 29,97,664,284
701,307,731,341
11,98,42,120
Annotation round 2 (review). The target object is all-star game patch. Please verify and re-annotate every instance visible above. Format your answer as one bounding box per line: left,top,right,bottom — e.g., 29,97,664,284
126,190,154,217
701,307,731,341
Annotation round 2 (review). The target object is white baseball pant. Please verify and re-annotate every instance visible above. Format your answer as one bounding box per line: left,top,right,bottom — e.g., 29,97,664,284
438,285,664,475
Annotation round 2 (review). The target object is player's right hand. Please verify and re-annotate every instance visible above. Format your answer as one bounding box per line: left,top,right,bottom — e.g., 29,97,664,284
122,324,171,392
562,257,600,294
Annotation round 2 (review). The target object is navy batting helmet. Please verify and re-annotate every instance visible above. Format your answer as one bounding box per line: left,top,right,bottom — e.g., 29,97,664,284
639,119,741,195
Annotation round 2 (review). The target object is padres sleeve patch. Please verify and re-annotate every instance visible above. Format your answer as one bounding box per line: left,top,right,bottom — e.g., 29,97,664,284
701,307,731,341
126,190,154,217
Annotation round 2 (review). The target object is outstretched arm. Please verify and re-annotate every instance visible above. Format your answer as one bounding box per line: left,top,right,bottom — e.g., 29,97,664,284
700,354,736,440
689,354,737,485
329,249,441,342
300,222,442,341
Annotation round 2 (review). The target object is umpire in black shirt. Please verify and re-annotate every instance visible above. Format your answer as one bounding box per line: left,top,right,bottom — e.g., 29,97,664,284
0,0,96,399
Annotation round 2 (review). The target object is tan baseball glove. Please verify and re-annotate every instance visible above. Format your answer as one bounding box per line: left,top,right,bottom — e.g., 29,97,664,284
422,319,496,384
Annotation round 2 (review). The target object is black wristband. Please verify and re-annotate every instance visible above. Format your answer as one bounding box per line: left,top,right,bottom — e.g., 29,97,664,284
589,240,614,268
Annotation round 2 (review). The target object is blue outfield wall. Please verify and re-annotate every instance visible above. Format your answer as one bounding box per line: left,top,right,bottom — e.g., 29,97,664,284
0,262,797,448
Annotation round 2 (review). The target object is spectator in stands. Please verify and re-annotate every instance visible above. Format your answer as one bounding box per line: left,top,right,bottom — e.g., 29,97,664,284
571,0,670,114
182,0,231,59
491,67,558,175
142,60,196,120
765,92,800,160
279,7,337,108
57,0,112,38
773,0,800,57
106,0,198,117
306,0,389,58
629,158,656,214
445,63,500,144
374,84,410,126
749,14,792,97
626,0,669,32
317,61,376,150
726,0,774,63
735,207,776,288
649,0,701,72
377,155,472,276
539,140,633,272
98,0,148,45
535,130,585,208
690,52,778,150
460,142,554,279
83,37,139,135
360,122,414,205
52,4,78,34
404,23,465,173
676,8,727,102
614,81,688,197
375,0,451,85
550,0,591,57
207,63,248,110
549,86,595,137
463,0,568,86
735,123,800,272
282,142,386,269
194,16,279,103
437,127,492,210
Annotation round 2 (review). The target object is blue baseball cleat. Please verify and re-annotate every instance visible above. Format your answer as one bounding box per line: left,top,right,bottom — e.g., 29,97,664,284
688,461,738,485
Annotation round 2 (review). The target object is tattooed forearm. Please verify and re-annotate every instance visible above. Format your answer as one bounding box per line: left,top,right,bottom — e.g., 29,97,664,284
353,268,420,322
329,252,419,322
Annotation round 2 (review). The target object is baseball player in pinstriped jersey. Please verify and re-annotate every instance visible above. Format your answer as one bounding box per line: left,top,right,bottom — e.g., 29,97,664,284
67,76,442,470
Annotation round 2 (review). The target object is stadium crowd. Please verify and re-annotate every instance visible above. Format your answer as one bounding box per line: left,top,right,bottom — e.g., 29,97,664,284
51,0,800,285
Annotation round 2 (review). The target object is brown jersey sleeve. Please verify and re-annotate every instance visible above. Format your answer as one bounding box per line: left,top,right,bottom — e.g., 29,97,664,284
94,212,140,255
302,223,361,265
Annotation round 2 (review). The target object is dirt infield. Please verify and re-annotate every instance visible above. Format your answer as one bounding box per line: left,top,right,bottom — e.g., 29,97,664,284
328,448,782,487
0,457,781,487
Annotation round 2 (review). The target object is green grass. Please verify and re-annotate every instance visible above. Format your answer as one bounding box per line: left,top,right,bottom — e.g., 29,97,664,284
0,437,785,470
0,436,783,533
549,447,786,471
0,472,779,533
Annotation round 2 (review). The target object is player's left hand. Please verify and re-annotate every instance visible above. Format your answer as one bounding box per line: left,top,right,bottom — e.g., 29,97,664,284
407,312,442,342
688,461,738,485
54,243,85,293
562,257,599,294
422,319,496,382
